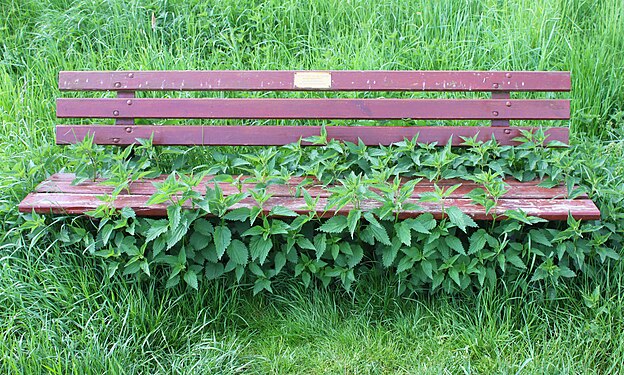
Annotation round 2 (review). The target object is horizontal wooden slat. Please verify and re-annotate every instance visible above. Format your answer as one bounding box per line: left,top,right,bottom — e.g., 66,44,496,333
56,98,570,120
18,193,601,221
58,71,571,92
56,125,569,146
34,173,584,199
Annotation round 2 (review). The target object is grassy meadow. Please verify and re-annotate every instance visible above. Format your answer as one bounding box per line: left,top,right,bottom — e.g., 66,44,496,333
1,0,624,373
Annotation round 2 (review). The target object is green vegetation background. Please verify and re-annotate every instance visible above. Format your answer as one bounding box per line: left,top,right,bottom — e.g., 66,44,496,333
1,0,623,373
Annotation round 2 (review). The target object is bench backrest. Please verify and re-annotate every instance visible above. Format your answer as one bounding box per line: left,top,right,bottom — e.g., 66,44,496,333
56,70,571,146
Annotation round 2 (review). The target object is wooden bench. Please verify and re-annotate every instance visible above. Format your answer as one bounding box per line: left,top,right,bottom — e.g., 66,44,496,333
18,70,601,221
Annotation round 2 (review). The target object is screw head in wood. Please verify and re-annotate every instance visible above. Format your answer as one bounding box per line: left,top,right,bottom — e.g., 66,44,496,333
492,111,499,116
114,82,121,88
126,99,132,105
504,129,511,134
112,138,120,143
125,127,133,133
128,73,134,78
113,110,120,116
505,73,512,78
506,101,511,107
492,83,499,89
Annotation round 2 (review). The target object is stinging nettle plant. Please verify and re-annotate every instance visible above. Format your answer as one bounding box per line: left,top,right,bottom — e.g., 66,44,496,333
20,126,617,295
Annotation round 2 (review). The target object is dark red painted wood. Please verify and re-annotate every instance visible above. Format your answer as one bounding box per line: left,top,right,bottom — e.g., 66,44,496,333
55,125,570,146
56,98,570,120
58,71,572,92
33,173,585,199
17,192,601,221
491,91,511,127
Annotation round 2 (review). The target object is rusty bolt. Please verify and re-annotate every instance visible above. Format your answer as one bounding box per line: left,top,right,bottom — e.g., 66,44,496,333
114,81,121,88
125,127,133,133
128,73,134,78
506,101,511,107
112,138,120,143
113,110,120,116
492,83,499,89
492,111,499,116
126,99,132,105
505,73,512,78
504,129,511,134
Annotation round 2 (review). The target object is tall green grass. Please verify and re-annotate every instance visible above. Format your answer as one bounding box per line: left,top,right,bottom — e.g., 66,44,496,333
1,0,624,372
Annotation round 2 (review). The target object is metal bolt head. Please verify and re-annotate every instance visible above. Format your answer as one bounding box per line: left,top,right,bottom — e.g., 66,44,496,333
128,73,134,78
492,83,499,89
492,111,499,116
114,81,121,88
505,73,512,78
112,138,120,143
126,99,132,105
125,127,133,133
505,101,511,107
113,110,120,116
504,129,511,134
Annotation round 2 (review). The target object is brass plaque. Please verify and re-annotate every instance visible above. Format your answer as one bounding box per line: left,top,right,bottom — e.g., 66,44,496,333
293,72,332,89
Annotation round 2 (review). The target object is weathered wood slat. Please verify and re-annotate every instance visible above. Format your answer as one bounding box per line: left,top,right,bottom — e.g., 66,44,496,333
34,173,585,199
55,125,570,146
56,98,570,120
18,192,601,221
58,71,571,92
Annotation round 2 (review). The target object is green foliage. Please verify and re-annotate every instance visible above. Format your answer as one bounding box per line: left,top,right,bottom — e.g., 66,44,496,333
19,130,622,297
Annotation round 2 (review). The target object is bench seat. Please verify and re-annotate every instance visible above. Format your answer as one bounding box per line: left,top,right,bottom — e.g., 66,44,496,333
19,173,601,221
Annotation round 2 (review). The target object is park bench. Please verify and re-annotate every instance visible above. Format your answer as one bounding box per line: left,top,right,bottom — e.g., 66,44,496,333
18,70,601,221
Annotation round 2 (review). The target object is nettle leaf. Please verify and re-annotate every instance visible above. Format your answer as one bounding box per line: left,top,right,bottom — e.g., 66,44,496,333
396,255,415,273
382,237,402,268
319,216,348,233
167,205,182,230
445,235,465,255
347,209,361,238
145,219,169,242
274,252,287,274
421,260,434,279
346,244,364,268
193,218,214,236
213,225,232,260
468,229,488,254
205,262,225,280
529,229,552,247
227,239,249,265
446,206,477,233
224,207,250,222
250,236,273,264
270,205,298,217
314,234,327,260
296,237,316,250
184,270,199,290
395,222,411,246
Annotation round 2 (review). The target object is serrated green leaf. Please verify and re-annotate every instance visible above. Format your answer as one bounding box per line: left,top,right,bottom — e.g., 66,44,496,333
396,256,414,273
205,262,225,280
250,236,273,264
369,223,391,245
346,245,364,268
296,237,316,250
347,209,362,238
227,239,248,265
421,260,434,279
448,268,461,286
468,229,488,254
445,235,465,255
446,206,477,233
145,219,169,242
193,218,214,236
318,216,348,233
223,207,250,221
213,226,232,260
274,252,287,273
506,254,526,269
183,270,198,290
314,234,327,260
395,222,411,246
270,205,298,217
